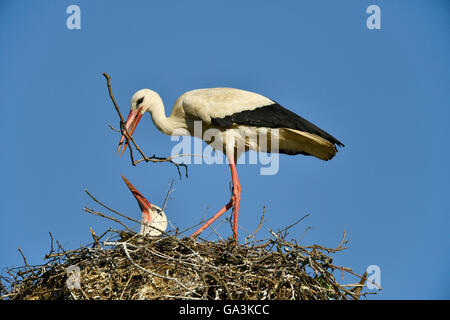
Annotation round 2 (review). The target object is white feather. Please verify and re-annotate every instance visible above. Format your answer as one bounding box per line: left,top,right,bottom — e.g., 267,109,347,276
139,204,167,237
180,88,274,122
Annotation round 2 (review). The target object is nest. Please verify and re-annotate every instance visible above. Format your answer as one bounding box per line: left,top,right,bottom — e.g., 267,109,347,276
1,221,373,300
1,74,376,300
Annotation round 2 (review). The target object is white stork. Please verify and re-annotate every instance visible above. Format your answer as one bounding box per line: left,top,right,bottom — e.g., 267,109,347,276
117,88,344,240
121,175,167,236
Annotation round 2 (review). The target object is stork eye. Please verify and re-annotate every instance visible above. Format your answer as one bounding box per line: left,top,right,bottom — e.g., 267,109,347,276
136,97,144,106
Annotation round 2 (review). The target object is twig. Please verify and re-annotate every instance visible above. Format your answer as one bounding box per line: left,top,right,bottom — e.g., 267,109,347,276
89,227,101,249
45,249,82,259
69,290,78,300
246,206,266,243
119,242,192,291
102,72,124,124
85,189,140,224
336,230,348,250
278,214,310,236
96,227,114,242
162,179,175,211
17,247,30,269
108,124,121,132
352,271,368,300
80,287,90,300
202,272,232,300
206,222,225,243
102,72,189,179
84,207,135,233
119,273,134,300
298,226,312,243
56,239,65,253
48,232,54,255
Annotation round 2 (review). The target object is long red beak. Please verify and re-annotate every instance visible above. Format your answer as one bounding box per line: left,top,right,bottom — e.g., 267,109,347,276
121,175,153,222
117,107,143,155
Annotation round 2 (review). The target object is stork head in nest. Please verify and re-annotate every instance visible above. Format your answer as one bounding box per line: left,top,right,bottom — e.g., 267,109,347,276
121,175,167,236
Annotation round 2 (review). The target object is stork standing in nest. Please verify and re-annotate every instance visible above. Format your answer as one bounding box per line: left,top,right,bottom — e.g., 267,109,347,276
117,88,344,240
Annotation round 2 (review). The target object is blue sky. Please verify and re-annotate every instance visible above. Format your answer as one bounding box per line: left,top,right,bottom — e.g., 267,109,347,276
1,1,449,299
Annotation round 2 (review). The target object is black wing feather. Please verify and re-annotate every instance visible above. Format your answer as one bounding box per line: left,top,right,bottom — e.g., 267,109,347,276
211,102,344,147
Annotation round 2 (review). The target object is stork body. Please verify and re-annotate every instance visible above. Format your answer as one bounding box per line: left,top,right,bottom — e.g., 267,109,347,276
118,88,344,240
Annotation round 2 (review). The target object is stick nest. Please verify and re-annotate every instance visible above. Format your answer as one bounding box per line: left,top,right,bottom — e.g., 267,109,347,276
1,224,372,300
1,73,375,300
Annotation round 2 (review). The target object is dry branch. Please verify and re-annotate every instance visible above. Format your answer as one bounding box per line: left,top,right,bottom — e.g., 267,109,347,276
0,82,378,299
102,72,188,178
1,202,377,300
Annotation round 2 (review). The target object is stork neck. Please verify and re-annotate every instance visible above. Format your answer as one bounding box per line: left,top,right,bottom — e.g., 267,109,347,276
148,99,175,136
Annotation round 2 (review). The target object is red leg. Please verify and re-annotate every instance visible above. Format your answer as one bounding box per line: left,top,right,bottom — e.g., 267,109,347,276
191,200,233,239
229,160,241,241
190,155,242,240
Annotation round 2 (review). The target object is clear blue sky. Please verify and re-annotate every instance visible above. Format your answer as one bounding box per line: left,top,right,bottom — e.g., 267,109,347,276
1,1,449,299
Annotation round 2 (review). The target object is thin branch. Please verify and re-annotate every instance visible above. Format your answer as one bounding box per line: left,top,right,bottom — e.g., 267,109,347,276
48,232,54,255
246,206,266,243
119,273,134,300
119,242,192,291
162,179,175,211
85,189,140,224
55,239,65,253
17,247,30,269
45,249,81,259
108,124,121,132
89,227,101,249
102,72,124,124
336,230,348,250
84,207,135,233
102,72,189,179
352,271,368,299
278,214,310,236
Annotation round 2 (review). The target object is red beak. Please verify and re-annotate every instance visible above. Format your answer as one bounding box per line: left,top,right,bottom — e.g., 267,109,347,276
121,175,153,222
117,107,143,155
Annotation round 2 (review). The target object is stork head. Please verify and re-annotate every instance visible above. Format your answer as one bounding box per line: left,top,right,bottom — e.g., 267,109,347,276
121,175,167,236
117,89,161,154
